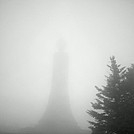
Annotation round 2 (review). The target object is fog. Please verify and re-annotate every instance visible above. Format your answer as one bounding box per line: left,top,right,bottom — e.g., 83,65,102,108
0,0,134,133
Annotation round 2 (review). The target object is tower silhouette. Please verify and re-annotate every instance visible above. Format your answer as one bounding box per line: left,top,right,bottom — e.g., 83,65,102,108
19,40,89,134
36,40,80,134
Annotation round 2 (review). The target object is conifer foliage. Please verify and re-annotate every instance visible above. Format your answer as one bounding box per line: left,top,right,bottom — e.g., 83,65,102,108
120,64,134,134
87,56,134,134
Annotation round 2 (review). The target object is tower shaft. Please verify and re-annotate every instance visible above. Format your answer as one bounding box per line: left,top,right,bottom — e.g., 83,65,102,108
37,49,79,134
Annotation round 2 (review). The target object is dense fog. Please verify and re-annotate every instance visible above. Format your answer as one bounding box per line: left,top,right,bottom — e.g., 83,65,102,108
0,0,134,133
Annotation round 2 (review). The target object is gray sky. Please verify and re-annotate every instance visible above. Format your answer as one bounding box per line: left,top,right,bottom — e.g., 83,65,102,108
0,0,134,131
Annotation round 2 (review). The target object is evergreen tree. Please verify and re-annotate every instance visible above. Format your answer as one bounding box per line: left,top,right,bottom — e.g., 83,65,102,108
118,64,134,134
87,56,126,134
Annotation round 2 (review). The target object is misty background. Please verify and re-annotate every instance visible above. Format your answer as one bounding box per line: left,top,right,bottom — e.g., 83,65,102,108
0,0,134,132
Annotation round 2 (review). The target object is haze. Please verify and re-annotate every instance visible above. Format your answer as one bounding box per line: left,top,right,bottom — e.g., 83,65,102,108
0,0,134,132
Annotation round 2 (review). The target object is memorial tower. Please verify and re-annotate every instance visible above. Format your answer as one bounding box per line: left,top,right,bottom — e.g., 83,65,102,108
37,39,80,134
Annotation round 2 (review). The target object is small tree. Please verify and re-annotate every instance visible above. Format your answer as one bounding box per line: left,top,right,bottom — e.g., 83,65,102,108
87,56,126,134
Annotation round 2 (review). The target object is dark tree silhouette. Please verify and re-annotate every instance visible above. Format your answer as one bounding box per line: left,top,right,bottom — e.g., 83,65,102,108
118,64,134,134
87,56,126,134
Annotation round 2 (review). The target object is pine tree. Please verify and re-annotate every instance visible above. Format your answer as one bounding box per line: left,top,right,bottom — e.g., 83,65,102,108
118,64,134,133
87,56,126,134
